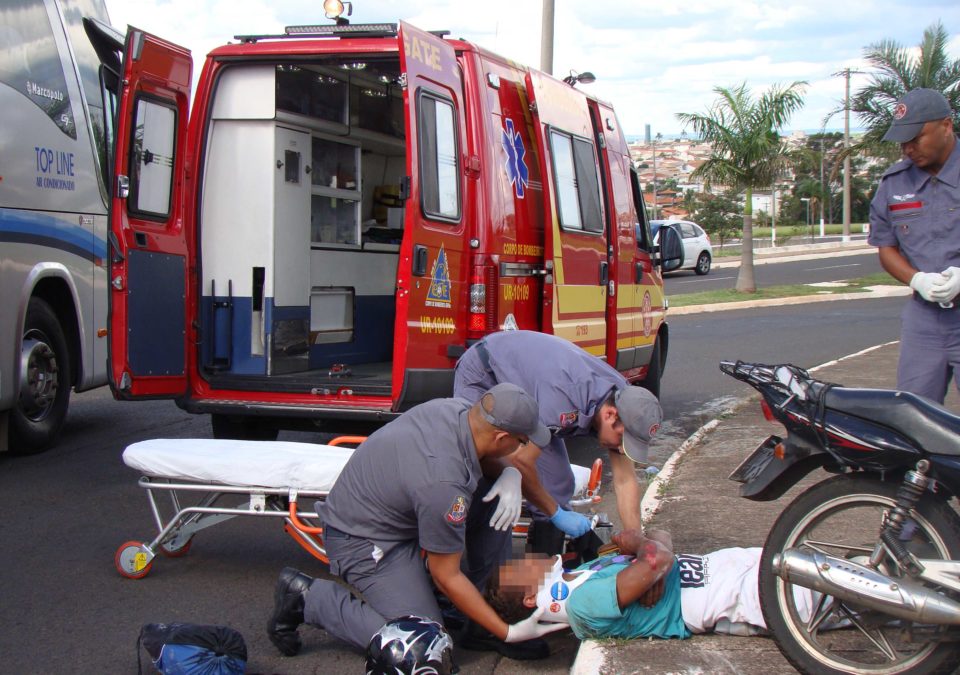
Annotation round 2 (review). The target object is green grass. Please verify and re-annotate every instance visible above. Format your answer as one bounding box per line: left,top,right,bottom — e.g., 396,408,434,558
669,272,902,307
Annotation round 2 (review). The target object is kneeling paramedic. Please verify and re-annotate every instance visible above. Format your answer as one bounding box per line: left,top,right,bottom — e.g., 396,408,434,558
454,331,663,575
266,383,566,657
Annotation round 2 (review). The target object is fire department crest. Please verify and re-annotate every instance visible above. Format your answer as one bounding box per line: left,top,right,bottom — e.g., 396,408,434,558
446,495,467,523
426,245,452,308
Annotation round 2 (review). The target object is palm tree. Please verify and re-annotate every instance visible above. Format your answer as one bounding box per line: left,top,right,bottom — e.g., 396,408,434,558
677,81,806,293
849,21,960,156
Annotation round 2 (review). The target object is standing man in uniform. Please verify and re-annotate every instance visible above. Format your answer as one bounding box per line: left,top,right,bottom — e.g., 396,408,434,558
265,383,565,659
454,330,663,581
868,88,960,403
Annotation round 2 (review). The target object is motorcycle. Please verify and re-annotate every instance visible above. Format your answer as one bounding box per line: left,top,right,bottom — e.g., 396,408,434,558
722,359,960,675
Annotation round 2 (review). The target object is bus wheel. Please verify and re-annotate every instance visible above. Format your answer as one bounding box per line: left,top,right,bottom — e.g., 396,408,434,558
211,414,279,441
10,299,71,454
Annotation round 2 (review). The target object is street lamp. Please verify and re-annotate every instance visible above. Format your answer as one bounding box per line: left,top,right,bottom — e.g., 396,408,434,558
800,197,811,242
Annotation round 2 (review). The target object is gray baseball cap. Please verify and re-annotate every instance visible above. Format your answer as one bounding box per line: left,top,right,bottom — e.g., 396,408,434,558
480,383,551,447
614,386,663,464
883,88,952,143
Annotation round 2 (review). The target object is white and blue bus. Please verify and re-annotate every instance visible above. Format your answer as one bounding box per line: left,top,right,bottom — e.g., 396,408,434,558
0,0,120,453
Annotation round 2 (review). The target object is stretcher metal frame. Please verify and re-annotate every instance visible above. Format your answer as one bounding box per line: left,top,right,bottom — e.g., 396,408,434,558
115,437,603,579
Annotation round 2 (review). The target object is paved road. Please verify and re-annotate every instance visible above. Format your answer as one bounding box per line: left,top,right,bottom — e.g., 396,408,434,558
664,251,882,295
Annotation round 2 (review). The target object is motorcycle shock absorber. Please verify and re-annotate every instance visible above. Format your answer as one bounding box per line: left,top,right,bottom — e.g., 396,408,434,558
877,459,930,575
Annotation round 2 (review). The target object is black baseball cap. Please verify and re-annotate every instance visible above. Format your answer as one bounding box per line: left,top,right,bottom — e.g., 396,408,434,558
883,88,952,143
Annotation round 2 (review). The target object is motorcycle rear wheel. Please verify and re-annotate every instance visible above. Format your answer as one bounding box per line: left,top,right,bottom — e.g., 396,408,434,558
760,474,960,675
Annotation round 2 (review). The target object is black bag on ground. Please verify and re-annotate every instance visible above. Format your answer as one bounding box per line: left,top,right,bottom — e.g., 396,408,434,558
138,622,247,675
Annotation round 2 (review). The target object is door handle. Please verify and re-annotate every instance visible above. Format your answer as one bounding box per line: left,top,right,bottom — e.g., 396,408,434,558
635,262,644,284
599,261,608,286
413,244,429,277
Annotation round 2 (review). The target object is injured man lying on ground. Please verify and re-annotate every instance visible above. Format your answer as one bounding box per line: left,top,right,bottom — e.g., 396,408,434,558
485,529,820,640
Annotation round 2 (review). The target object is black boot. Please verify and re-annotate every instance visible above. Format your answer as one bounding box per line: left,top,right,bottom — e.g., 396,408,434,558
457,620,550,661
267,567,314,656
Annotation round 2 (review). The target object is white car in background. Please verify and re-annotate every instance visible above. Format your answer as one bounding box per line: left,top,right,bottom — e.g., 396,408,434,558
650,219,713,275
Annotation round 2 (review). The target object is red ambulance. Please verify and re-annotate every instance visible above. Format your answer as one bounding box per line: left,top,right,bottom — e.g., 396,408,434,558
104,21,683,438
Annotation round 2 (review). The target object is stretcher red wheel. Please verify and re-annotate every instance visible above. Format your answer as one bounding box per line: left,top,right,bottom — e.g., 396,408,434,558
158,534,194,558
115,541,155,579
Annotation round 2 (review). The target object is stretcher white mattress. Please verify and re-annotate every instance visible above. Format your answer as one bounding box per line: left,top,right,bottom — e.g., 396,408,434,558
123,439,355,490
124,438,593,495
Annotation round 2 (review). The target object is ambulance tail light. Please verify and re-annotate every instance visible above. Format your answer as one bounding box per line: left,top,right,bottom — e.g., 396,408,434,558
468,263,497,338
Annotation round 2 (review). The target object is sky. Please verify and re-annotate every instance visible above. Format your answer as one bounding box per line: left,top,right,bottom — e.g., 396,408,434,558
105,0,960,138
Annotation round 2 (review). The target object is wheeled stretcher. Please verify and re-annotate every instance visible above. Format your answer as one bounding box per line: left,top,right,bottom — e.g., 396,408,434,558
115,436,603,579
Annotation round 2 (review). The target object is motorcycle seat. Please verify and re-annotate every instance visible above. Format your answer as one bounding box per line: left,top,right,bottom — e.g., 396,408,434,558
824,387,960,456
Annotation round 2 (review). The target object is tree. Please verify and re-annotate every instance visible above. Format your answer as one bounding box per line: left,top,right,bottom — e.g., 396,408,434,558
677,81,806,292
848,21,960,157
690,190,741,247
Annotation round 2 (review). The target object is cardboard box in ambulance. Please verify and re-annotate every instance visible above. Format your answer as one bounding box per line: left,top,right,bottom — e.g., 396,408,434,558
105,21,683,439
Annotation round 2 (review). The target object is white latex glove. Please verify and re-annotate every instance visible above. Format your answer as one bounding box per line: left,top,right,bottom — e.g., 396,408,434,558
910,271,947,303
931,266,960,305
483,467,523,531
504,606,569,643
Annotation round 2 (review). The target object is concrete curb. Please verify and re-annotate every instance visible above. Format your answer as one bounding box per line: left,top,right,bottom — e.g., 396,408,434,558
569,339,900,675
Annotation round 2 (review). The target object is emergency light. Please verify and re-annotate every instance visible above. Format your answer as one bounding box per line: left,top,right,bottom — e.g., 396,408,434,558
323,0,351,22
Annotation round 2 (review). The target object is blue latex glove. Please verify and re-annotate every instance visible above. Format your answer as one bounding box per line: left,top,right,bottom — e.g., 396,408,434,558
550,507,592,537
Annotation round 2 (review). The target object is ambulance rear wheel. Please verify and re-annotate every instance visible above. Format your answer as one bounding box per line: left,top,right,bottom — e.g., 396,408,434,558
640,338,662,398
211,414,279,441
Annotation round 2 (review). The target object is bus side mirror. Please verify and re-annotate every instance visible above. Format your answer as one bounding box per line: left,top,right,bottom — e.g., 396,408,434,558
658,224,684,272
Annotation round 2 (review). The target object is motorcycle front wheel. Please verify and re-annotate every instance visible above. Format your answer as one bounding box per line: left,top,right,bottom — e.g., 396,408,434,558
760,474,960,675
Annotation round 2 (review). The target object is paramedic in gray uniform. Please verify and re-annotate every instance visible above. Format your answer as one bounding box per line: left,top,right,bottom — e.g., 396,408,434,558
266,383,564,658
868,88,960,403
455,330,663,566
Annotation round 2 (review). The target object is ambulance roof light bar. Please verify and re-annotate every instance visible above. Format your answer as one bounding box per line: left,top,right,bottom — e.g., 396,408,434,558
236,23,398,43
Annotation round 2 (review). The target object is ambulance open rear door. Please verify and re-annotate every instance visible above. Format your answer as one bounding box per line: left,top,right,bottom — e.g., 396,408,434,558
108,29,192,398
393,22,467,409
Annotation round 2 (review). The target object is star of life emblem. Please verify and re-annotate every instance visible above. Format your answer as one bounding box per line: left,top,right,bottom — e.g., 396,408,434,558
502,118,529,199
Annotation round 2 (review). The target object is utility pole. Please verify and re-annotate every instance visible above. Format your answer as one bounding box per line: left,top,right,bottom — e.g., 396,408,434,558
819,137,825,237
842,67,852,242
651,133,660,219
540,0,554,74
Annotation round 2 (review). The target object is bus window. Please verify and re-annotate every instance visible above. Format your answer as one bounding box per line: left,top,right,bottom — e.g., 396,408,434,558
0,0,76,138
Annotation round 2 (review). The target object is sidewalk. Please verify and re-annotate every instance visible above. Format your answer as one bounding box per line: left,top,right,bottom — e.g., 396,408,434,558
572,342,958,674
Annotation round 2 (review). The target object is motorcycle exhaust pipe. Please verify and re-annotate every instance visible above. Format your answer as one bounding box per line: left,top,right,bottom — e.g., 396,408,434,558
772,548,960,625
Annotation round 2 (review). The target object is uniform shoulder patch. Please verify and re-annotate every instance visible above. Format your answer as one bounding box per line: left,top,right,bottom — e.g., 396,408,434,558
445,495,467,524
